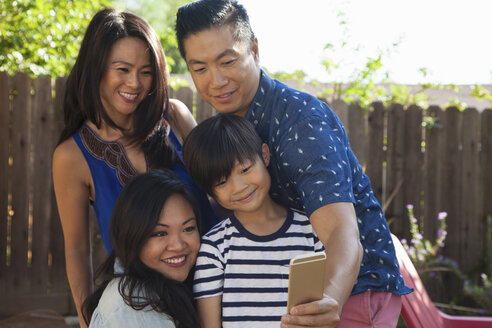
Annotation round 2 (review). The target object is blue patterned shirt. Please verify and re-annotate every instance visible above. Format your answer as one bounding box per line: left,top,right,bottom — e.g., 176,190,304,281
245,71,411,296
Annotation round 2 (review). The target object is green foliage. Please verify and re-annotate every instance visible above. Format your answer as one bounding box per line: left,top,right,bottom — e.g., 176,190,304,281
271,7,492,112
115,0,189,74
421,115,441,130
158,27,188,74
400,205,448,271
0,0,109,77
470,84,492,105
464,273,492,315
268,69,308,89
402,205,492,315
340,53,389,110
0,0,189,78
444,97,467,111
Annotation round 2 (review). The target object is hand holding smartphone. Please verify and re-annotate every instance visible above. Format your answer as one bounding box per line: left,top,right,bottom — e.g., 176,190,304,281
286,252,326,314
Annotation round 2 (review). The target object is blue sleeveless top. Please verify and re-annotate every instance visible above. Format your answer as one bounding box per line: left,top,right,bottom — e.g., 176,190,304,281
72,124,220,252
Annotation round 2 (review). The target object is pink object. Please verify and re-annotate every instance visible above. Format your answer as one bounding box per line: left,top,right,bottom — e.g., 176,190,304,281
391,233,492,328
338,290,402,327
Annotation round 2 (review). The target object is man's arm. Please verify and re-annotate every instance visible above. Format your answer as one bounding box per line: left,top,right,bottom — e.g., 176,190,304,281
197,295,222,328
281,202,363,328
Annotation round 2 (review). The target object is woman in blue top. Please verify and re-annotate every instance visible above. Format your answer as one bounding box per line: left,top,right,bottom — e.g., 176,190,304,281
52,8,218,328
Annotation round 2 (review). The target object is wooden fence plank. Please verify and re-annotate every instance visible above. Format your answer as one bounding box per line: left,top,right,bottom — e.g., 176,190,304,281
347,103,367,166
0,294,73,317
330,99,348,128
167,86,174,99
422,107,445,301
366,102,385,204
460,108,482,272
196,95,215,123
10,73,32,294
0,73,10,294
403,105,423,226
30,77,53,294
423,106,443,241
50,77,67,294
481,109,492,269
439,107,465,303
385,104,406,238
175,86,194,115
439,107,462,264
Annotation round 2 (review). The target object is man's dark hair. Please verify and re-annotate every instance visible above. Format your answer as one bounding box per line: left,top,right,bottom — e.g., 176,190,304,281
182,115,264,197
175,0,255,59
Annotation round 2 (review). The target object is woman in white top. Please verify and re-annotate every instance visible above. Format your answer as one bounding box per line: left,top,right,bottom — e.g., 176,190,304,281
82,170,202,328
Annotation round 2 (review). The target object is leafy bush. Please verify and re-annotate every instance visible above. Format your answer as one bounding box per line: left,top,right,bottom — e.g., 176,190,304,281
0,0,109,77
401,204,492,315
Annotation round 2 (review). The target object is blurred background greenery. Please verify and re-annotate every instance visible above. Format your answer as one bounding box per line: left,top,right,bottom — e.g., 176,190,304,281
0,0,189,78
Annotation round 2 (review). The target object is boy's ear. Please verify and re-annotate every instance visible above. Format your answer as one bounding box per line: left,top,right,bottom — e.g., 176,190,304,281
261,143,270,166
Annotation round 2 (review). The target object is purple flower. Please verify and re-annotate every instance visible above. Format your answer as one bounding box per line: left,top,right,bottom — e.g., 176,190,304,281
438,212,447,221
406,204,414,210
411,217,418,223
415,233,423,240
437,228,447,239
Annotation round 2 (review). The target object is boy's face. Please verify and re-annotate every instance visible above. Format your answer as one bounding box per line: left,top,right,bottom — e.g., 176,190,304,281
212,144,271,215
183,25,261,117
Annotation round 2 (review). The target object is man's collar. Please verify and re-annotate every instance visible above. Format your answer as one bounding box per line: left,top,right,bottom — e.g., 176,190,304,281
246,70,274,130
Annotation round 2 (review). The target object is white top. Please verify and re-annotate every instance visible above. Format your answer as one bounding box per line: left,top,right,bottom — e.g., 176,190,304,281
89,277,176,328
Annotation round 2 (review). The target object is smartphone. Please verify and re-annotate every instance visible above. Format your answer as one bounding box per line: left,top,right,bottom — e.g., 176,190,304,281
286,252,326,314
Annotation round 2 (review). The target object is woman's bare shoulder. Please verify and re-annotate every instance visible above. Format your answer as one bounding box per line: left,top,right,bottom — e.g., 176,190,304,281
168,98,196,142
52,137,90,183
53,137,83,166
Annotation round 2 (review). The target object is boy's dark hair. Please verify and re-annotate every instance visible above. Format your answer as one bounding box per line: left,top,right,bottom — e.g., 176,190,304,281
175,0,255,59
183,115,263,197
82,169,201,328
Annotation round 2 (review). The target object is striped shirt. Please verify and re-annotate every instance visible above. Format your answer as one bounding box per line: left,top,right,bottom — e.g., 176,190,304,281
193,209,324,328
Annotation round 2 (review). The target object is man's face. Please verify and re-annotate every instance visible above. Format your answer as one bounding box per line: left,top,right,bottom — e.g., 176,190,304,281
183,25,261,117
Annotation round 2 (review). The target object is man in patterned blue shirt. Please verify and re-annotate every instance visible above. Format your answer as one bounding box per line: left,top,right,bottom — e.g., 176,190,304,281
176,1,412,327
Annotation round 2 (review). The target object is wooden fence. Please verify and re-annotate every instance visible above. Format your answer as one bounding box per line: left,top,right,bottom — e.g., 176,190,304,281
1,72,491,317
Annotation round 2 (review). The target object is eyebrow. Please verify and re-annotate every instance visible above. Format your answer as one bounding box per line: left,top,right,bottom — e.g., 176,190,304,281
155,217,197,228
111,60,152,68
187,48,238,65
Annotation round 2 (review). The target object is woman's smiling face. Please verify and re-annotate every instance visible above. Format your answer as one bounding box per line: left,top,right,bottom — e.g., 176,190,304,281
139,193,200,282
99,36,153,126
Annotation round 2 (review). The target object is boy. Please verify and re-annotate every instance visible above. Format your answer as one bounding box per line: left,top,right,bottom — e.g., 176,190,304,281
183,115,325,328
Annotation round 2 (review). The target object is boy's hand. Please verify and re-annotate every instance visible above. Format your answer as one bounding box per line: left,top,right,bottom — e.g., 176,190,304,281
280,295,340,328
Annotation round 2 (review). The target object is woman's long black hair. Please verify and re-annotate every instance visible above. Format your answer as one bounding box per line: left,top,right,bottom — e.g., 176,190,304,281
82,169,201,327
59,8,177,169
